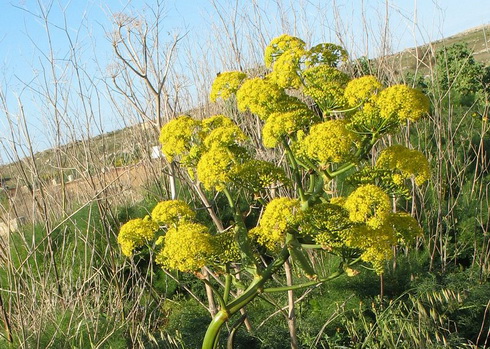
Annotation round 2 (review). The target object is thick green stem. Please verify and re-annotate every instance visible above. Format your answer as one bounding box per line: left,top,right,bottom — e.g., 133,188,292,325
307,173,317,193
201,246,290,349
263,256,363,293
282,139,307,204
202,309,230,349
329,162,356,177
301,244,323,249
223,188,260,273
224,272,232,304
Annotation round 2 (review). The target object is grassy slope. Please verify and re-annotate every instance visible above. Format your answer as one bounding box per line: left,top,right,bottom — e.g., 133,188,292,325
387,24,490,77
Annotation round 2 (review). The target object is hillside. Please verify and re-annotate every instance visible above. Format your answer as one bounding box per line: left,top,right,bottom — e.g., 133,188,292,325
387,24,490,76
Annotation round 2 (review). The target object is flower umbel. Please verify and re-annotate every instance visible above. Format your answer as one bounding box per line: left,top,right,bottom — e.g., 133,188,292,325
299,203,352,247
156,222,213,272
151,200,195,226
344,184,391,229
377,85,430,122
210,71,247,102
376,145,430,185
236,78,303,120
299,119,359,164
230,160,289,192
118,216,158,257
250,197,300,250
344,75,382,107
264,34,306,68
302,66,349,111
262,107,315,148
159,115,200,162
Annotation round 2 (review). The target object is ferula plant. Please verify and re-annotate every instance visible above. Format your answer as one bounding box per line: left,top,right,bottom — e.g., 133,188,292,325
118,34,430,348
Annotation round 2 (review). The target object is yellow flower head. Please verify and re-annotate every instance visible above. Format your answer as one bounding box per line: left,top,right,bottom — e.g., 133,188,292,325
299,119,360,164
377,85,430,122
269,49,305,89
344,224,397,274
159,115,200,162
302,66,349,111
376,145,430,185
299,203,351,247
264,34,306,68
197,145,246,191
230,159,289,191
201,114,236,133
203,124,247,149
344,184,391,229
236,78,302,120
344,75,383,107
210,230,241,265
250,197,300,250
151,200,195,226
118,216,158,257
210,71,247,102
304,43,348,67
156,222,213,272
262,107,315,148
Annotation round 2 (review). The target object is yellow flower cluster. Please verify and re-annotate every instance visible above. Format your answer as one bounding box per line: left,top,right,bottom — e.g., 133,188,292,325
210,71,247,102
264,34,306,68
117,216,158,257
268,49,304,89
376,145,430,185
344,75,382,107
156,222,213,272
344,78,430,132
348,102,383,132
159,115,200,163
210,230,241,265
302,66,349,111
344,212,422,273
203,124,247,149
201,114,236,133
299,120,359,164
230,160,289,192
344,184,391,229
262,107,314,148
377,85,430,122
345,224,396,274
151,200,195,226
236,78,302,120
299,203,351,247
250,197,300,250
197,146,238,191
304,43,348,67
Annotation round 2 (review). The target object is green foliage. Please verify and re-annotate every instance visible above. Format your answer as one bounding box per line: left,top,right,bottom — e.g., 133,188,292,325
163,299,211,348
0,308,127,349
289,253,489,348
408,41,490,278
433,43,489,98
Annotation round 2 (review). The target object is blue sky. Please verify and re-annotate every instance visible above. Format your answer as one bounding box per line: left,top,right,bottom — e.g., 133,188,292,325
0,0,490,160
